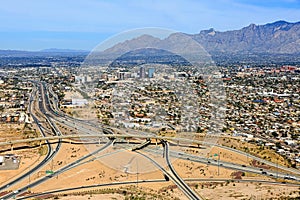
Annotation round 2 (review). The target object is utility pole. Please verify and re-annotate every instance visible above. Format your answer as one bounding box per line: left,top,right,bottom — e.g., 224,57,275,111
28,165,31,192
218,150,220,176
136,159,139,188
246,143,249,163
276,159,278,179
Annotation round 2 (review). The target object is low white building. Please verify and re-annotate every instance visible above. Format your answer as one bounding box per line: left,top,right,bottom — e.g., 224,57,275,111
72,98,88,106
285,140,295,146
0,156,4,164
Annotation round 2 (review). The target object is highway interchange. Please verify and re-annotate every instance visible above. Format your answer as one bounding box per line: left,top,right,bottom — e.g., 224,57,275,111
0,80,300,199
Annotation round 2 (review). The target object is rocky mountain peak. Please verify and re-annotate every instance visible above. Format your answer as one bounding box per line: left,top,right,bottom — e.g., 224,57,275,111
193,20,300,54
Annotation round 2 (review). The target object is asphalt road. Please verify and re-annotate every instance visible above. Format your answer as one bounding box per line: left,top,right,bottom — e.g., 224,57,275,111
0,82,62,199
2,80,299,199
163,140,201,200
2,140,114,200
16,178,300,200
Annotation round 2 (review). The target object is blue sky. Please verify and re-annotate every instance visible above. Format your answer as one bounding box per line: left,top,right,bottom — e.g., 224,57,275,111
0,0,299,50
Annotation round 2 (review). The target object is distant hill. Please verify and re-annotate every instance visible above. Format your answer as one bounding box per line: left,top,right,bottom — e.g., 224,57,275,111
0,50,30,56
0,49,89,57
40,48,89,53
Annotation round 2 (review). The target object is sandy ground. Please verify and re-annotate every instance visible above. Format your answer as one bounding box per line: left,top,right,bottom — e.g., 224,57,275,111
55,194,125,200
0,124,24,142
0,148,44,186
30,181,300,200
64,91,82,100
32,143,166,193
195,181,300,200
0,124,45,186
1,131,299,199
218,137,291,167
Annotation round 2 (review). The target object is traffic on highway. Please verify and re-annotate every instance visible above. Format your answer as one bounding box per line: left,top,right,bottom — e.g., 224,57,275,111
1,80,299,200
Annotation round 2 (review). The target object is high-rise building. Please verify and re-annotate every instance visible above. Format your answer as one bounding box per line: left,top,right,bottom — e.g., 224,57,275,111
140,66,146,79
148,68,155,78
118,72,125,80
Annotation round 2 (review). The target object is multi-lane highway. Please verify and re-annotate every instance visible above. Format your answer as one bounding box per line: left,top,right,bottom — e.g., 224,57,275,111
139,141,300,182
15,177,300,200
2,133,300,181
1,140,114,200
162,140,201,200
1,81,116,199
0,83,61,196
1,80,300,200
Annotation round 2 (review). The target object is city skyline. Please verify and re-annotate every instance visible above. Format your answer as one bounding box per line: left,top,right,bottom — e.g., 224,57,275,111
0,0,299,50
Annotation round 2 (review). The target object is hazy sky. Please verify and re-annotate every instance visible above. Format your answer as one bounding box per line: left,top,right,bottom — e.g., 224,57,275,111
0,0,299,50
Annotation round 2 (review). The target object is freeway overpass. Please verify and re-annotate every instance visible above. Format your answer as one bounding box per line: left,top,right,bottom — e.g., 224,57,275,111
2,133,300,178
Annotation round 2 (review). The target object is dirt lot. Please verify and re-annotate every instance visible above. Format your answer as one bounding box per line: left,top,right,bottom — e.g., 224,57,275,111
0,124,44,186
195,181,300,200
1,127,299,200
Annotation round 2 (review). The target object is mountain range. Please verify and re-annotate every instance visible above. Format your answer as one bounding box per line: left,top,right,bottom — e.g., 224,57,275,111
103,20,300,56
1,20,300,64
97,20,300,64
192,20,300,54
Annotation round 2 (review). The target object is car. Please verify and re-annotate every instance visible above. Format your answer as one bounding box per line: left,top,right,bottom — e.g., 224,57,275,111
242,165,246,167
284,176,296,180
262,171,267,175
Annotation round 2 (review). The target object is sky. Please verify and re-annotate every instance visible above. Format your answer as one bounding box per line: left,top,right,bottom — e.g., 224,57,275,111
0,0,299,51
